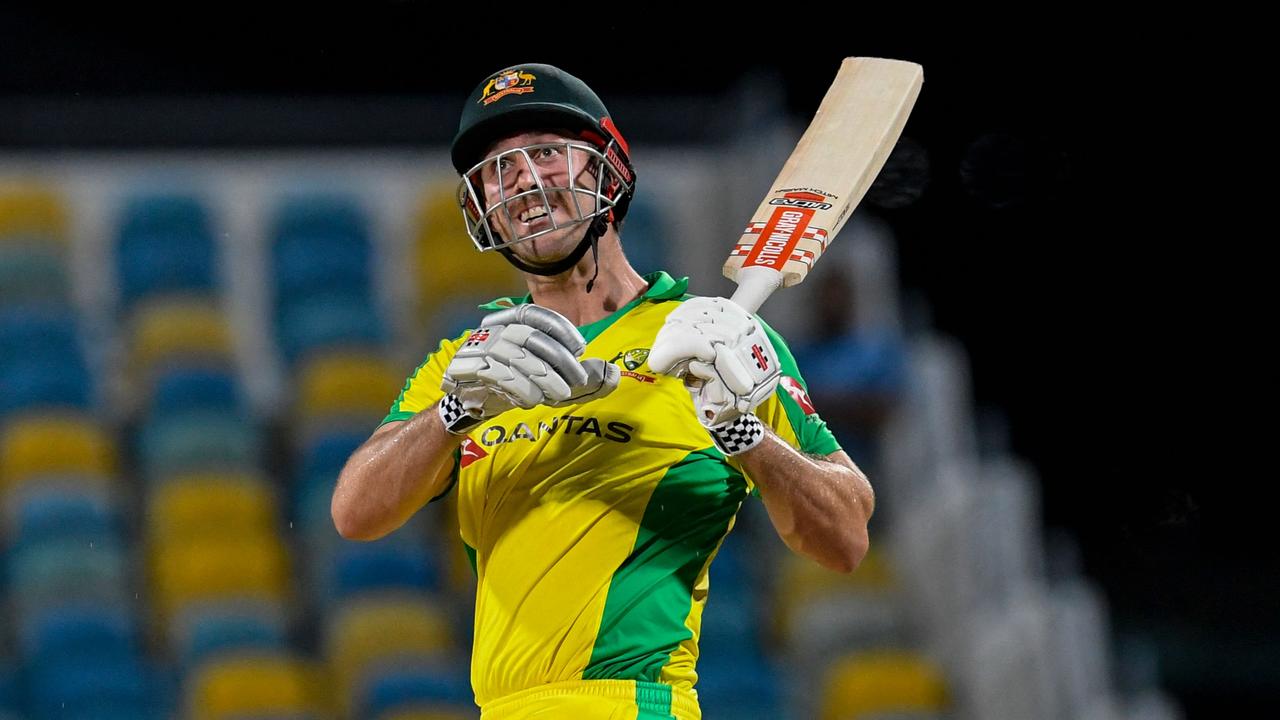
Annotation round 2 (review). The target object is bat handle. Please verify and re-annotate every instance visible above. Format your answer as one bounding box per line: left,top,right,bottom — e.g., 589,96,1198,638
729,265,784,315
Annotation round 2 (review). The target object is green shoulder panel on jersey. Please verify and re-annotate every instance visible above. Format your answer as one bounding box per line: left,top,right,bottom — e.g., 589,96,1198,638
582,447,747,683
758,316,841,460
380,330,471,427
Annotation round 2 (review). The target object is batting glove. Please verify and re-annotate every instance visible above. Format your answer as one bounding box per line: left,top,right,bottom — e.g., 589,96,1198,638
648,296,781,428
439,305,619,434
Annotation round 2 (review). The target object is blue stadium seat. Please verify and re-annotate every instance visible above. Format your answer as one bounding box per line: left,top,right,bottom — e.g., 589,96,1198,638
138,411,260,481
25,655,158,720
357,663,473,720
20,603,137,666
117,229,217,309
150,365,241,415
277,291,384,365
7,537,129,610
0,306,80,363
299,429,367,482
273,232,372,303
329,539,439,601
118,194,211,240
183,611,289,670
612,196,667,275
698,588,760,657
0,353,92,416
272,194,368,243
8,484,116,549
0,239,69,307
692,653,782,720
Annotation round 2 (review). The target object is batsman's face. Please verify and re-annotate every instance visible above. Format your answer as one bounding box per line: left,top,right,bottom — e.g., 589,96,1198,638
474,130,601,265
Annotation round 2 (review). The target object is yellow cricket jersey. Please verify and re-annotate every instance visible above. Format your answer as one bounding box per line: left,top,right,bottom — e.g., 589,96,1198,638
381,271,840,712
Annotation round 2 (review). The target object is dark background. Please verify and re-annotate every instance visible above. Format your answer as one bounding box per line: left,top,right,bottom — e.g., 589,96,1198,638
2,7,1254,714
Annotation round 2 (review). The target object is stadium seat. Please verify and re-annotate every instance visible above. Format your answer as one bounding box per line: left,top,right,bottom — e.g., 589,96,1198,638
774,545,903,659
277,291,384,366
4,480,116,549
414,183,519,305
26,655,158,720
147,471,277,542
127,297,235,376
0,183,66,238
693,652,783,720
326,536,439,601
273,232,372,303
186,653,329,720
0,305,80,363
356,663,473,720
150,365,241,415
0,238,69,307
819,650,949,720
137,411,260,482
608,195,667,275
174,603,291,671
118,193,212,240
151,536,290,622
7,537,130,621
19,602,138,666
0,353,92,417
298,428,367,483
116,194,216,310
324,593,454,708
0,414,116,492
295,350,402,420
272,194,368,243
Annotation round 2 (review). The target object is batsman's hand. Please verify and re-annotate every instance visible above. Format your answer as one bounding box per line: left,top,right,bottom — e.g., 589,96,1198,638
648,296,781,427
440,305,619,431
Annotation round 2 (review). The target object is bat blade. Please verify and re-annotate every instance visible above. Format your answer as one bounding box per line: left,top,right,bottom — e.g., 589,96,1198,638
725,57,923,313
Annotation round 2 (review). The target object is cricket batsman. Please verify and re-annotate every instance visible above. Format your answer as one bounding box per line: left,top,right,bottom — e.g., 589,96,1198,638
332,63,875,720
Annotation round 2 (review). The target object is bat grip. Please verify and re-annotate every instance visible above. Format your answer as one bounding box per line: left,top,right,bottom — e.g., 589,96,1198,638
729,265,784,315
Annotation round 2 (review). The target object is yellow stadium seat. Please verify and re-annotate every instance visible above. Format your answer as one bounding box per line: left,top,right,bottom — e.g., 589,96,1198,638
325,594,453,709
128,297,234,375
0,183,66,239
0,413,116,491
152,536,290,623
821,650,949,720
296,350,402,419
773,544,897,640
188,652,332,720
413,183,519,314
147,471,277,542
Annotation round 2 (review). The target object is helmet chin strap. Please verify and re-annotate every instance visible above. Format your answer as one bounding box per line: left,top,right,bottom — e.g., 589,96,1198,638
497,214,610,293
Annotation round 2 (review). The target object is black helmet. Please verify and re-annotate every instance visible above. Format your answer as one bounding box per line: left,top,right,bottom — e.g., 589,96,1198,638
450,63,635,225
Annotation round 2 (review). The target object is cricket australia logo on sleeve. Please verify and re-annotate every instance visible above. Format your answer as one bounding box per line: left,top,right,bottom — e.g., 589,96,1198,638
480,69,537,105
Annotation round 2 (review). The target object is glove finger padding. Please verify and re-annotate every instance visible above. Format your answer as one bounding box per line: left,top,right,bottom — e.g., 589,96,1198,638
481,305,586,357
549,358,620,406
489,324,589,389
682,333,781,428
649,320,718,374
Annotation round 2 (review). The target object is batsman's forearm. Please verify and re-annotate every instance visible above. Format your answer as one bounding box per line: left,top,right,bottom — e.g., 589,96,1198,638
331,403,463,541
739,433,874,573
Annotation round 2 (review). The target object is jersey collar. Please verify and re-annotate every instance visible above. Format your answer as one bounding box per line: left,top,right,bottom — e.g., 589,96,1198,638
478,270,688,311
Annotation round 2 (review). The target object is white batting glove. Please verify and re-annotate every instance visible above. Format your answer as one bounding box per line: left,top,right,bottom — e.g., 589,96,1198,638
439,305,620,434
648,296,781,428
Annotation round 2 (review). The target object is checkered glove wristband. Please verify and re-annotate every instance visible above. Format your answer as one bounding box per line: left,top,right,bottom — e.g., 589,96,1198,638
709,413,766,456
438,394,481,435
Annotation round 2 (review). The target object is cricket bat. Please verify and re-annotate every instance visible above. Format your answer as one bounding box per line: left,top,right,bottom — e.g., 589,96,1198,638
725,57,923,314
